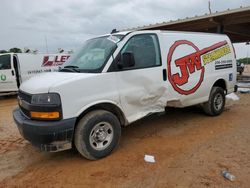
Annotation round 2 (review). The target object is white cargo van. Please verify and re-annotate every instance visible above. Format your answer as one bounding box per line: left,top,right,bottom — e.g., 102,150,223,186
0,53,70,95
13,30,237,160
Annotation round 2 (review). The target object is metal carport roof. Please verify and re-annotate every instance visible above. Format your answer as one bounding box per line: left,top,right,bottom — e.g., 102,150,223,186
123,6,250,43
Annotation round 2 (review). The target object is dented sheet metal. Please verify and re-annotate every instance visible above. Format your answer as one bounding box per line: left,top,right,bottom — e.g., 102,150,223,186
116,67,168,123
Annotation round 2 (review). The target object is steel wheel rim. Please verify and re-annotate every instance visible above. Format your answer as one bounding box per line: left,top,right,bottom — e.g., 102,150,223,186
214,93,223,111
89,122,113,151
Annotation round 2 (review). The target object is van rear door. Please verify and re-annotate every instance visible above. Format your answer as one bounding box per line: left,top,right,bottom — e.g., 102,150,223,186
0,54,18,92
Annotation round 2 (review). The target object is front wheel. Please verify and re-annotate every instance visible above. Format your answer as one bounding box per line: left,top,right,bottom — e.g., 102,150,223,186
202,86,225,116
74,110,121,160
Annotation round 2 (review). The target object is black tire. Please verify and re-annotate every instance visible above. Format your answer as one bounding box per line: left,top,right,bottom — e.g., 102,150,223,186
202,86,225,116
74,110,121,160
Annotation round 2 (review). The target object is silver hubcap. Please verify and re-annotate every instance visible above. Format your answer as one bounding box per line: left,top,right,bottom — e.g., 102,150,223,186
214,93,223,111
89,122,113,151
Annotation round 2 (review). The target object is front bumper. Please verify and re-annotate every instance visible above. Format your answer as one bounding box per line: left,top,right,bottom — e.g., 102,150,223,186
13,108,76,152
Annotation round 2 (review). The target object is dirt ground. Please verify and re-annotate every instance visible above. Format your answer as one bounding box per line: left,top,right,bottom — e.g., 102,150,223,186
0,83,250,187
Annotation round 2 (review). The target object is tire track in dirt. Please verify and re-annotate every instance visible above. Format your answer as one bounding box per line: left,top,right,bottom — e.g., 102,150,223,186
0,136,28,154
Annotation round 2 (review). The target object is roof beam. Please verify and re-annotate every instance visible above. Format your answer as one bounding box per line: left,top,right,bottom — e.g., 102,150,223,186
224,25,250,38
220,15,250,25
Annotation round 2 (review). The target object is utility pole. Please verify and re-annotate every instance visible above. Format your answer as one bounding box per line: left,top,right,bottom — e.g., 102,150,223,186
208,1,212,14
45,35,48,53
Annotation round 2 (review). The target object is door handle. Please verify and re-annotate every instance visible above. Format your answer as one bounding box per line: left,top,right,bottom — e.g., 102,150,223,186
11,70,15,76
162,69,167,81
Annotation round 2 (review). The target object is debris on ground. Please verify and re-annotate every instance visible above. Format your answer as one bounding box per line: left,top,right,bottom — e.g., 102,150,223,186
226,93,240,101
222,170,236,181
144,155,156,163
238,87,250,94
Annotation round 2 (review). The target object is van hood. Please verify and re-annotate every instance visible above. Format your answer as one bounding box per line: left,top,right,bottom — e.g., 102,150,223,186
20,72,96,94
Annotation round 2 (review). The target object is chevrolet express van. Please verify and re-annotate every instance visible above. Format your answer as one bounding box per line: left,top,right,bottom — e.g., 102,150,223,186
0,53,70,95
13,30,237,160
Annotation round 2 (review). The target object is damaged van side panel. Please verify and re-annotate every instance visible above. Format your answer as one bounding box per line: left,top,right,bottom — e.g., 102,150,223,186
113,33,168,123
116,67,168,123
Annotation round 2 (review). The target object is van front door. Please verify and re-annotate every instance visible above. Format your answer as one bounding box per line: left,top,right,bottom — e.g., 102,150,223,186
0,54,18,93
114,34,167,123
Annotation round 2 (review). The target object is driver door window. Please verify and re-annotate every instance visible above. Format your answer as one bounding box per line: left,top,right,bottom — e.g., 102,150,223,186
121,34,161,69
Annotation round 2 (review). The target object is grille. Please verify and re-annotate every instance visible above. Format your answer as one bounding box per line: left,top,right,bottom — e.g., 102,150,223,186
18,90,32,103
18,90,32,118
20,106,30,118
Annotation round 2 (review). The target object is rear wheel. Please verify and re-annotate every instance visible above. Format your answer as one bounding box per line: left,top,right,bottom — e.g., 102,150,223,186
74,110,121,160
202,86,225,116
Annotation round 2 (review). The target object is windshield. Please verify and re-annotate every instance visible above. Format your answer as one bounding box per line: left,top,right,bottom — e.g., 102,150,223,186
0,54,11,70
62,35,124,73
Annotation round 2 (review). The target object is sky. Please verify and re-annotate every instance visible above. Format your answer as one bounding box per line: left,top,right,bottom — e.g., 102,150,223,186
0,0,250,58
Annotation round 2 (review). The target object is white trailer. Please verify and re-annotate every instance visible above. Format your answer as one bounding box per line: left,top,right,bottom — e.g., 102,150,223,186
0,53,70,95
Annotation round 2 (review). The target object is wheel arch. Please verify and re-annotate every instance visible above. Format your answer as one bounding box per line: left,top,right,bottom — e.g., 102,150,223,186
212,78,227,94
75,101,127,128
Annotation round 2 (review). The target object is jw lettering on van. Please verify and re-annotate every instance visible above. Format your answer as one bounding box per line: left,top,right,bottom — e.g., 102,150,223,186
167,40,231,95
42,55,70,67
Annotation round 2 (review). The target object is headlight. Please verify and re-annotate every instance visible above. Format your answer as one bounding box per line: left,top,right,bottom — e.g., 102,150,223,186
31,93,61,105
29,93,62,120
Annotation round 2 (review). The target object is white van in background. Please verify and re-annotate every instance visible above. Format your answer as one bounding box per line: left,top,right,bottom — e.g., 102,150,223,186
13,30,237,160
0,53,70,95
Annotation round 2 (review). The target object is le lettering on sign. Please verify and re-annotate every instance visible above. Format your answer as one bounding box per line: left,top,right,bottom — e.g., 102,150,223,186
42,55,70,67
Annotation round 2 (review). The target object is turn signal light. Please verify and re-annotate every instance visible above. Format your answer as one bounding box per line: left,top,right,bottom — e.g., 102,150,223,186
30,111,60,119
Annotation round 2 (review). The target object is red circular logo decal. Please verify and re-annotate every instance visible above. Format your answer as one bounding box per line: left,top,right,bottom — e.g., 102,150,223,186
167,40,205,95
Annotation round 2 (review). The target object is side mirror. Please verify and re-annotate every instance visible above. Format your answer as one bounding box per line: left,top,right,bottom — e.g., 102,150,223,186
118,52,135,69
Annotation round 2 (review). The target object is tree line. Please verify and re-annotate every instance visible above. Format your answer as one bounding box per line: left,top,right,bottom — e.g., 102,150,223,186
238,57,250,64
0,48,22,53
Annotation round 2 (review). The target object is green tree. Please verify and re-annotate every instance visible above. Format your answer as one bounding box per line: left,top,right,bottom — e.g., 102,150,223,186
238,58,250,64
9,47,22,53
0,50,8,53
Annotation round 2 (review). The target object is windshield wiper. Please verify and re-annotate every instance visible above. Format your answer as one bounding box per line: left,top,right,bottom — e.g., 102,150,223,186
64,65,79,69
60,65,80,73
